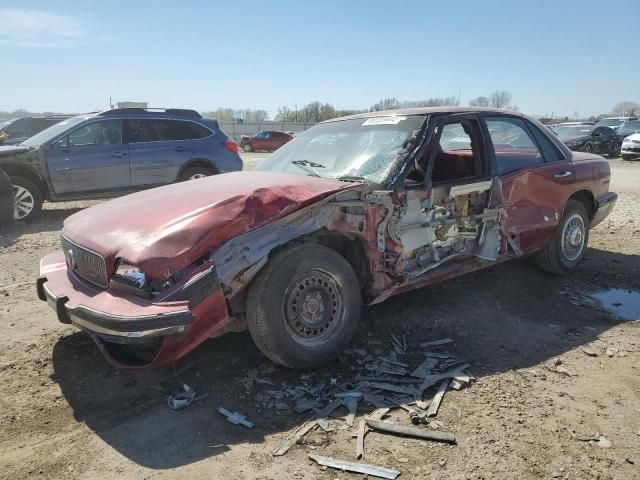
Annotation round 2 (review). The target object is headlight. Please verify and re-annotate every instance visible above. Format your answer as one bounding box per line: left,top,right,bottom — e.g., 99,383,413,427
114,260,147,287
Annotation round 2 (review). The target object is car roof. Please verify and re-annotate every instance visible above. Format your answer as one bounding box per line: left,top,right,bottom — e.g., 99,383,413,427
322,106,528,123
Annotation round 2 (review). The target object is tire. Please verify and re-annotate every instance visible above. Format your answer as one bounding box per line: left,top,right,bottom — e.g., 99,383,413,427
243,143,254,153
584,143,593,153
535,199,589,275
178,165,217,181
621,155,631,161
246,243,361,369
10,176,43,222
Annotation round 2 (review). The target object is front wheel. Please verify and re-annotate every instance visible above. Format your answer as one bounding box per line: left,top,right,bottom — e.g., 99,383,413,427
535,200,589,275
178,165,216,181
246,244,361,369
243,143,254,152
11,176,43,222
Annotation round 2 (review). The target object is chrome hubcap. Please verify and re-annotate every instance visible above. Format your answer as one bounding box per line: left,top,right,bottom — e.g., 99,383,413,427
285,269,344,345
561,213,585,261
188,173,207,180
13,185,35,220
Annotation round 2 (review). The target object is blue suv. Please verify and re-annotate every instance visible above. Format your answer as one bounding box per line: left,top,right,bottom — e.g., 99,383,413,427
0,108,243,222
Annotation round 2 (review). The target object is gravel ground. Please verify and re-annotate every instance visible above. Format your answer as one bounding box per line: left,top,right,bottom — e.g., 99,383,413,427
0,155,638,480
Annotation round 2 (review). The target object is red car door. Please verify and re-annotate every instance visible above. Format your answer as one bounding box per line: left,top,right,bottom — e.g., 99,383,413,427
484,116,577,254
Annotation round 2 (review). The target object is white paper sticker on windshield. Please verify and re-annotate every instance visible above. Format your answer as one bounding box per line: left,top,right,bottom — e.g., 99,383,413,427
362,116,406,126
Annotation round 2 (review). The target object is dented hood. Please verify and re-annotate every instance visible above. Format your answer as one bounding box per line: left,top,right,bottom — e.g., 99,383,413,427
62,171,353,279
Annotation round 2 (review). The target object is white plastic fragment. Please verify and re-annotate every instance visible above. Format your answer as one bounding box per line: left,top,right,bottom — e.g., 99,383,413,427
308,454,401,479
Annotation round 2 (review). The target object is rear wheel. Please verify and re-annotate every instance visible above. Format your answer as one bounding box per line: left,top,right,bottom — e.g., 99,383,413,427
246,244,361,369
584,143,593,153
535,200,589,275
10,176,43,222
178,165,217,181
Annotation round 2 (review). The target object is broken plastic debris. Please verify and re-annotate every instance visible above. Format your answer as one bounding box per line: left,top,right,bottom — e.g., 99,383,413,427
218,406,253,428
167,384,208,410
308,454,400,480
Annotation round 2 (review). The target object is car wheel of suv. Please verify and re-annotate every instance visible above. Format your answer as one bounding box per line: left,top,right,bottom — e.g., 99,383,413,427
246,243,361,369
535,199,589,275
584,143,593,153
621,155,631,161
179,166,217,181
11,176,43,222
243,143,254,152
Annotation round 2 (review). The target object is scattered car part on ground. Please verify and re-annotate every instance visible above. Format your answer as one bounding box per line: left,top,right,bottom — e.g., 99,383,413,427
218,406,254,428
621,132,640,160
37,107,617,371
1,107,242,222
308,454,401,480
240,130,293,152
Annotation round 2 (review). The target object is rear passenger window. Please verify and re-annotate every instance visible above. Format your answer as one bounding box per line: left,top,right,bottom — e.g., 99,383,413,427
127,119,211,142
485,117,544,175
164,121,211,140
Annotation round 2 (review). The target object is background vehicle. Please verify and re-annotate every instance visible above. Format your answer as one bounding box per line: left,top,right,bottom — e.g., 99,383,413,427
556,125,623,155
240,130,293,152
595,116,638,128
38,107,616,371
0,108,242,222
615,119,640,137
621,132,640,160
0,115,72,145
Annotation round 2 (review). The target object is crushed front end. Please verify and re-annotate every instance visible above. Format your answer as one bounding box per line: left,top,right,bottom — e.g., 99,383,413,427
37,238,231,370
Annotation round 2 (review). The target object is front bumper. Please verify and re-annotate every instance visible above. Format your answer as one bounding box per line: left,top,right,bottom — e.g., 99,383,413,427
591,191,618,228
621,144,640,158
38,252,231,369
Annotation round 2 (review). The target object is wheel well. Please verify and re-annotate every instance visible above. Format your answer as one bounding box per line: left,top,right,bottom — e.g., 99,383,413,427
177,159,219,179
303,230,370,290
569,189,596,219
0,164,48,198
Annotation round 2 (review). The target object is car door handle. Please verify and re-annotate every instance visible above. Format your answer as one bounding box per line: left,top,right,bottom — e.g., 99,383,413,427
112,152,128,158
554,171,572,178
174,146,186,152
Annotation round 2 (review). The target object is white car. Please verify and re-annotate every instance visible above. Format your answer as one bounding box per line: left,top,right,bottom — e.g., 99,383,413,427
621,132,640,160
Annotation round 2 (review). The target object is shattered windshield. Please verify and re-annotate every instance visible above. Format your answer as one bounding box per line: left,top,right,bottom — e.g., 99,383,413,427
256,115,426,184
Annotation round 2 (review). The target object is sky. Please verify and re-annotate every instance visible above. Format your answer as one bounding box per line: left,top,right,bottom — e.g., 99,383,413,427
0,0,638,119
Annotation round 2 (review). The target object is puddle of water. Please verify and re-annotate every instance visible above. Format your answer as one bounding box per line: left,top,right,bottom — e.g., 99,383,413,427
591,289,640,321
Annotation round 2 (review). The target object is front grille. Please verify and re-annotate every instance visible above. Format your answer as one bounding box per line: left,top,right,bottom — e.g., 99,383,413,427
61,236,109,288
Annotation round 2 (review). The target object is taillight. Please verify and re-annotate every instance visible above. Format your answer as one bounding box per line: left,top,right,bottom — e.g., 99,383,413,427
224,139,239,153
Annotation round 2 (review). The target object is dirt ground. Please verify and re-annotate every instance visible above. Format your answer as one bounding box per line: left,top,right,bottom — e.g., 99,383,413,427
0,155,638,480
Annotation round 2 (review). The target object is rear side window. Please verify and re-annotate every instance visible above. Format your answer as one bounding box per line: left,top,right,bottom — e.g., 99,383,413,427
485,117,544,175
127,119,212,142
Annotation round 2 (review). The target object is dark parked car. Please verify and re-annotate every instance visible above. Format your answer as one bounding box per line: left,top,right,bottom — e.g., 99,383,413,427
38,107,616,371
240,130,293,152
0,108,242,222
556,125,623,156
0,115,72,145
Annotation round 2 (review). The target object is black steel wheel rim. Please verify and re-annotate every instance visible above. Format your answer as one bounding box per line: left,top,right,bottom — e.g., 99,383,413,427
284,268,345,345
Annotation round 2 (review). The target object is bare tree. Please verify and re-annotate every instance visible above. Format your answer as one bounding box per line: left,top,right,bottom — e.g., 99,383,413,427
489,91,512,109
611,101,640,117
469,96,489,107
370,98,400,112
